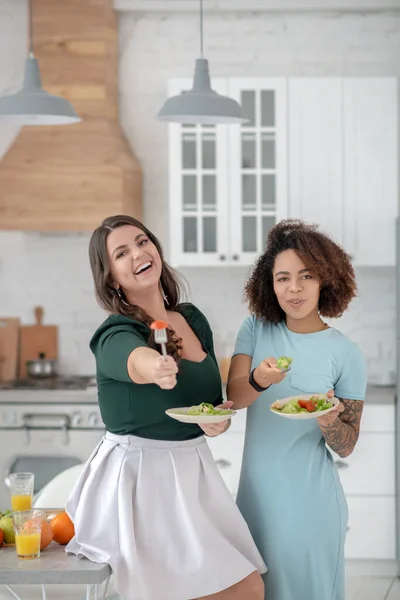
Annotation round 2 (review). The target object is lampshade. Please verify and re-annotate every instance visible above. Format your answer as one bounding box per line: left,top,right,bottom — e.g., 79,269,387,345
0,54,81,126
157,57,248,125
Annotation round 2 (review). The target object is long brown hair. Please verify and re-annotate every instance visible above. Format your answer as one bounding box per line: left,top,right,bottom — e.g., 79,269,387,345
89,215,186,360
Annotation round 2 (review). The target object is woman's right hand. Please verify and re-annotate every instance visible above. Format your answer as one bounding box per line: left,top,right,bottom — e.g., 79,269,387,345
152,355,178,389
253,357,287,388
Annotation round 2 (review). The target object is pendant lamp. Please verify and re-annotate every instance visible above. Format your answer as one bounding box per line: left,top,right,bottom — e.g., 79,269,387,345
156,0,248,125
0,0,81,126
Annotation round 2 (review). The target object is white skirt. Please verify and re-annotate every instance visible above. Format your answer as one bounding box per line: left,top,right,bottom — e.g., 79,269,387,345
65,432,267,600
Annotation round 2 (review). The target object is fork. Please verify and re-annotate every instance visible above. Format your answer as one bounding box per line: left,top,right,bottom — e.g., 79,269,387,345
150,320,168,360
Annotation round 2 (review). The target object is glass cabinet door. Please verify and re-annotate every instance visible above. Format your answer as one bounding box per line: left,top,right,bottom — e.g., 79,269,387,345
228,78,288,265
168,77,287,267
168,79,230,267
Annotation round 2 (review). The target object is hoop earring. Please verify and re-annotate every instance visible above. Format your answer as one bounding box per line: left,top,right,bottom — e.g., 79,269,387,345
115,287,131,306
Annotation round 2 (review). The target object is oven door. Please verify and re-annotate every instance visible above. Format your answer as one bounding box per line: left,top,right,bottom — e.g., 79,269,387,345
0,423,104,510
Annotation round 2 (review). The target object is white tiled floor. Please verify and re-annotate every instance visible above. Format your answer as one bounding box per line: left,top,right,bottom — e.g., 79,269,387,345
388,580,400,599
347,576,398,600
0,578,399,599
347,576,391,599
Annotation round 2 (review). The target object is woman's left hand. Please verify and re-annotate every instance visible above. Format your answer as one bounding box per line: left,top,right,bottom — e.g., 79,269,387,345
317,390,344,426
199,401,233,437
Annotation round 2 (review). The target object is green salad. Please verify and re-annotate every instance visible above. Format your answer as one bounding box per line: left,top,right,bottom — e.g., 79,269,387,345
271,394,333,414
178,402,234,416
276,356,292,371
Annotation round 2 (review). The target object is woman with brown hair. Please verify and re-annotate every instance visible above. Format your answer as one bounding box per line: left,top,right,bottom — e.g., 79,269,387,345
65,215,266,600
227,219,367,600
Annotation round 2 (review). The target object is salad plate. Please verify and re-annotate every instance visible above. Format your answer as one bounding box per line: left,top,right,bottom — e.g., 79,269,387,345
270,394,340,420
166,402,236,424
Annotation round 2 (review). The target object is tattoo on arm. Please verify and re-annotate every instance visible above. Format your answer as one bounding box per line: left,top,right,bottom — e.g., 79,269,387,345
320,399,364,458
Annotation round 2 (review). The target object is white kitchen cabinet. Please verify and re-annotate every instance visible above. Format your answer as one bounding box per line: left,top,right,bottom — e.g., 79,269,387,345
345,496,396,560
206,408,247,498
168,78,288,267
227,79,288,266
206,431,245,497
168,78,230,267
331,432,395,496
288,77,397,266
168,77,397,268
288,78,344,247
343,78,398,267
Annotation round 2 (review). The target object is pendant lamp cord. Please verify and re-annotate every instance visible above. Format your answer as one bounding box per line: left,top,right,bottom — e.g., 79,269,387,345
29,0,34,55
199,0,204,56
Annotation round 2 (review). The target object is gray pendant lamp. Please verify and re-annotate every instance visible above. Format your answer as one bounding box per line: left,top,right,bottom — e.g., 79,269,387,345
0,0,80,126
156,0,248,125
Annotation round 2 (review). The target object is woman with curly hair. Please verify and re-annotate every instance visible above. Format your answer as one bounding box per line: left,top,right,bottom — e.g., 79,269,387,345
227,219,367,600
65,215,266,600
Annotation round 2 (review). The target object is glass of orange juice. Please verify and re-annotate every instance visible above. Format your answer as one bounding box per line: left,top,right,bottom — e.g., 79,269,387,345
12,509,44,560
9,472,34,511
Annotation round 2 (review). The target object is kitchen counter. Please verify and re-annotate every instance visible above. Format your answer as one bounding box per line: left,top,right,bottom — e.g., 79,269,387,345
366,385,396,405
0,542,111,585
222,384,396,405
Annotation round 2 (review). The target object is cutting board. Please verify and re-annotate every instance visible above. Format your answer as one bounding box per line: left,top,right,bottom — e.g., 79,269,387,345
19,306,58,379
0,318,20,382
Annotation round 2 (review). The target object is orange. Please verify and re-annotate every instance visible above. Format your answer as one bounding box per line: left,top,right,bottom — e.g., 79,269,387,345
23,518,54,550
39,520,53,550
51,511,75,545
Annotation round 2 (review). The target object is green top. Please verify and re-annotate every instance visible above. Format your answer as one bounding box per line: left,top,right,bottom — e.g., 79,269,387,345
90,303,224,441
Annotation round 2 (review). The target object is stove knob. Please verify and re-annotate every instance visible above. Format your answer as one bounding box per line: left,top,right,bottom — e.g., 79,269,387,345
88,412,100,427
71,412,83,427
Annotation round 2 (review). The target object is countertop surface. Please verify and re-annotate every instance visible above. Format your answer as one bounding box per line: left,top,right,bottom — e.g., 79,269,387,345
0,542,111,584
366,384,396,404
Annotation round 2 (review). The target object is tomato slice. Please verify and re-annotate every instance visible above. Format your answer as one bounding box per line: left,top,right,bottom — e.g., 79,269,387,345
305,400,317,412
298,399,317,412
298,400,308,408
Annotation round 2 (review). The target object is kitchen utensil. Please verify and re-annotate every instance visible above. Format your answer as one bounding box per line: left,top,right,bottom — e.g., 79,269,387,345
0,318,20,382
19,307,58,379
279,366,291,374
150,320,169,360
26,352,57,379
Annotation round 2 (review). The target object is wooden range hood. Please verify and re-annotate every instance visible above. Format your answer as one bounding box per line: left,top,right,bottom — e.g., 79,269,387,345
0,0,142,231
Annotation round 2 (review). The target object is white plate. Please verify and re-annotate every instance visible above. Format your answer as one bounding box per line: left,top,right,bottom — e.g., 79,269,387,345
165,407,236,424
270,394,340,420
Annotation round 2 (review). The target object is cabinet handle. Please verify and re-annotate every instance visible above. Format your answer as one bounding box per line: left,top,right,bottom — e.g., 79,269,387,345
215,459,231,469
232,254,239,261
334,460,349,470
219,255,226,261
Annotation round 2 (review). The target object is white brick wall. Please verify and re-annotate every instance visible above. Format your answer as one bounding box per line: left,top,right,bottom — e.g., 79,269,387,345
116,5,398,384
0,0,396,382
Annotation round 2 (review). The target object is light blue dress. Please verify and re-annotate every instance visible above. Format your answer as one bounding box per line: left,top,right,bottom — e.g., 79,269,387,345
233,318,367,600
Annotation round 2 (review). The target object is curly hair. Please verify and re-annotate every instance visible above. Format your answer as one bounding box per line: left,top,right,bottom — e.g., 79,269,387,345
245,219,357,323
89,215,186,362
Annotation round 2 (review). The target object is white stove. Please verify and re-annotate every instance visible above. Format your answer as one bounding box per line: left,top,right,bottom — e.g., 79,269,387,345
0,376,104,509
